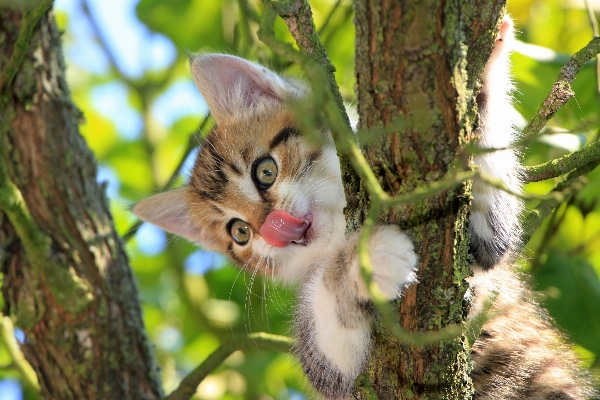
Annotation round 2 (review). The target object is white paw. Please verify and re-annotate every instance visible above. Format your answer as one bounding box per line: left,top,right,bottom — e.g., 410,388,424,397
368,226,418,299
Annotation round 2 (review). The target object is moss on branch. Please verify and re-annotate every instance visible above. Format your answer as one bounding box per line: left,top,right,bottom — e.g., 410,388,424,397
521,37,600,139
522,159,600,244
524,140,600,183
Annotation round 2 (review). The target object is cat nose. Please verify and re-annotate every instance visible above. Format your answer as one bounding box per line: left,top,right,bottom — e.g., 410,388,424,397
260,209,311,248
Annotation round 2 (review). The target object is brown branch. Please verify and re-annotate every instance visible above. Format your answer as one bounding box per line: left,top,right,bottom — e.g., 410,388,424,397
272,0,349,127
259,0,365,229
521,37,600,140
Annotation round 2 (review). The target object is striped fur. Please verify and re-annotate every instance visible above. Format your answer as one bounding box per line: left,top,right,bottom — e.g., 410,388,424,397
469,265,595,399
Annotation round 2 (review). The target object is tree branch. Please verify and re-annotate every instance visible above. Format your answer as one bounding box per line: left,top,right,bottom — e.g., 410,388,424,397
522,159,600,244
81,0,123,78
521,37,600,140
1,10,164,396
317,0,343,36
524,140,600,183
0,0,53,94
165,333,292,400
272,0,349,127
258,0,366,230
0,315,38,391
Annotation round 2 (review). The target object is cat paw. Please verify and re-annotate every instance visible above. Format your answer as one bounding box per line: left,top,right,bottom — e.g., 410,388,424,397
368,226,418,300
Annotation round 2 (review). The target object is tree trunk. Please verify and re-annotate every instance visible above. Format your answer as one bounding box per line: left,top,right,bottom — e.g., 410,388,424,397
0,6,162,400
351,0,505,398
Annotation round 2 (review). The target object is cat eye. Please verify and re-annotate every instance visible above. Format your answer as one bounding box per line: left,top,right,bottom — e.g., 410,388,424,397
254,157,278,189
229,219,251,245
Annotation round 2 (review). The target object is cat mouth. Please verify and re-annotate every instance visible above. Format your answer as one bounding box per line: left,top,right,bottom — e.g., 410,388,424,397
290,223,312,246
260,210,313,248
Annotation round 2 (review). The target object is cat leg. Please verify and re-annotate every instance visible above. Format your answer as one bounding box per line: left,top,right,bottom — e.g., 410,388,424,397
294,226,417,399
470,16,523,269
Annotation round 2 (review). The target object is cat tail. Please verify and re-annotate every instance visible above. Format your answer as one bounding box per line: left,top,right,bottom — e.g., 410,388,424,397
470,16,523,269
294,226,417,399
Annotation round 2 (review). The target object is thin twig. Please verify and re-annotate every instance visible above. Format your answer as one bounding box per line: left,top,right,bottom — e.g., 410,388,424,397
521,37,600,141
161,114,211,191
165,333,292,400
235,0,255,55
317,0,343,36
322,4,353,50
81,0,128,80
0,0,54,94
272,0,350,128
528,195,575,272
81,0,175,91
123,114,211,242
478,170,563,202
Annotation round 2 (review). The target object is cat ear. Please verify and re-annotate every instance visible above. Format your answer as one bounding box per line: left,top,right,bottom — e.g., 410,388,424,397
190,54,305,124
132,188,203,244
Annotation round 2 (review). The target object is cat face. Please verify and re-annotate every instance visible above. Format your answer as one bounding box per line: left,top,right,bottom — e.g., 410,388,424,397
133,55,346,282
186,107,345,281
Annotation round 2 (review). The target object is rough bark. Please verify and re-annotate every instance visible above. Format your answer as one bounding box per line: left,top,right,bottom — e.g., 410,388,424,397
0,6,162,400
352,0,505,398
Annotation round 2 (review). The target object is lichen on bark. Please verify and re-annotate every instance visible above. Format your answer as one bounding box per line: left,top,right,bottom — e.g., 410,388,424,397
352,0,506,398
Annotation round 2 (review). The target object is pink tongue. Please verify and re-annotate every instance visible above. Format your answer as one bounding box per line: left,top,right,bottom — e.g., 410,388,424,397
260,209,310,248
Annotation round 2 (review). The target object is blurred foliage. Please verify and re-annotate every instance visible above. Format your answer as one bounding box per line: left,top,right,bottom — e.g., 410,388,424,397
2,0,600,399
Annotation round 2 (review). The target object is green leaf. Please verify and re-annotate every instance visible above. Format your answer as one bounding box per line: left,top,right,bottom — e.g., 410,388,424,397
533,250,600,355
136,0,226,52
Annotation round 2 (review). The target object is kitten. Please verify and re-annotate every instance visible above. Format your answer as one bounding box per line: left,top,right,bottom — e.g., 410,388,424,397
133,17,593,399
